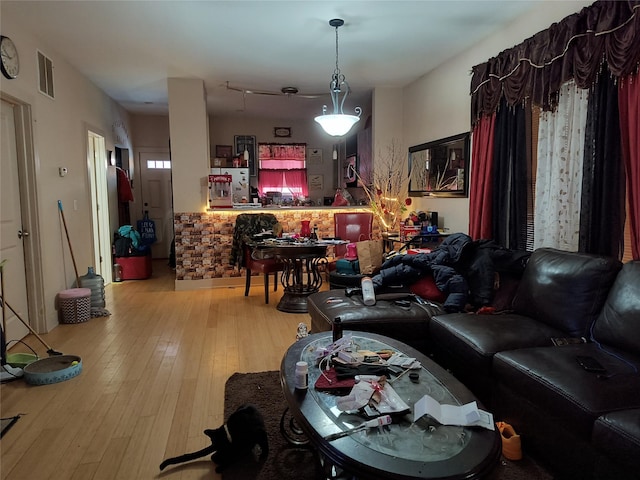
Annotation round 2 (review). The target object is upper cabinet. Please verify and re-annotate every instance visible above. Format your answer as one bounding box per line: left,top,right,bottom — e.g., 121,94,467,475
337,126,372,188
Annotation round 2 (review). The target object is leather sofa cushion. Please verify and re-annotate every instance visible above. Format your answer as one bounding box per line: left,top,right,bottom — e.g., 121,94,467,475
429,312,564,374
494,344,640,438
307,290,442,352
592,409,640,472
593,261,640,352
511,248,622,337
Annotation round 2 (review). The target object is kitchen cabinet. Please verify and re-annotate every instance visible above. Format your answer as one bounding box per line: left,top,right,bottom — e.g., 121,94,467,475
335,126,372,188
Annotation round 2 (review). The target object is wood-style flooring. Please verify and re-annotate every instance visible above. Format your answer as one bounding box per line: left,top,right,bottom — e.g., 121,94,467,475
1,261,313,479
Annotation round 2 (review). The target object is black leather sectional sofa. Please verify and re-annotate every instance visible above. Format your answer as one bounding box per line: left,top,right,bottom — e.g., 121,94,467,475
307,248,640,479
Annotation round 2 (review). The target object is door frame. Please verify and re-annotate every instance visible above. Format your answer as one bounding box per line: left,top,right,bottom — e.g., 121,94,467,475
86,128,112,284
0,92,46,333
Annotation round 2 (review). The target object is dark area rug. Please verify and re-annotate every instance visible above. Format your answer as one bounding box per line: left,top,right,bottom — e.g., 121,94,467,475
222,371,554,480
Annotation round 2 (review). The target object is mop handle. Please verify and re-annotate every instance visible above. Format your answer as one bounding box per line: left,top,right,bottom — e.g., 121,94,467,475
58,201,80,287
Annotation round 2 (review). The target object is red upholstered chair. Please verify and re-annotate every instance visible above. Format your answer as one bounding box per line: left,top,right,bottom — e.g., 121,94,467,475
333,212,374,257
243,243,282,304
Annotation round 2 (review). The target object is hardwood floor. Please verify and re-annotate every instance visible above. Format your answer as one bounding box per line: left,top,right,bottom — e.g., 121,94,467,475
1,261,312,479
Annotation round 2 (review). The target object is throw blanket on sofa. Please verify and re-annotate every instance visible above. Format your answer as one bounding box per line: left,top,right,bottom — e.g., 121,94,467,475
372,233,530,312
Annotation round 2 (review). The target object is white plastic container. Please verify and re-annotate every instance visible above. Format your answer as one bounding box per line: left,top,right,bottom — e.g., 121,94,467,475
361,276,376,306
295,361,308,389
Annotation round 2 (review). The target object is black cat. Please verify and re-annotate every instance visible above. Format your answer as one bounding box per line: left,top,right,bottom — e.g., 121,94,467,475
159,404,269,473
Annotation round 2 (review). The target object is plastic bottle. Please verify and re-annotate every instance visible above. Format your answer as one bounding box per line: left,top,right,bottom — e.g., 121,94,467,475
361,276,376,306
332,317,343,342
78,266,105,308
295,361,308,389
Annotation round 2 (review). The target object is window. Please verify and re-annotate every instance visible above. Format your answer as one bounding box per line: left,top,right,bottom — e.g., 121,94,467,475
258,143,308,200
146,160,171,169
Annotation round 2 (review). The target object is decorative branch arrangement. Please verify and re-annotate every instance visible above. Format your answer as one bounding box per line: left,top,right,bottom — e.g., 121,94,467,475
357,139,412,232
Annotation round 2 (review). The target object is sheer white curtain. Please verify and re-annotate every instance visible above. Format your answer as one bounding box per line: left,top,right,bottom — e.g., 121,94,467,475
534,81,589,250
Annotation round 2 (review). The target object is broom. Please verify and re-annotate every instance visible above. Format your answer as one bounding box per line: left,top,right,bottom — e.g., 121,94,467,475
0,295,63,356
58,200,80,288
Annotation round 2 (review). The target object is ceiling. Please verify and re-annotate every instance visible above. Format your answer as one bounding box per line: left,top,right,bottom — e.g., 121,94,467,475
3,1,537,120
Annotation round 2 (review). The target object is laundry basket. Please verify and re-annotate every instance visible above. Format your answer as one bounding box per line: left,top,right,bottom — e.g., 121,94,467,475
58,288,91,324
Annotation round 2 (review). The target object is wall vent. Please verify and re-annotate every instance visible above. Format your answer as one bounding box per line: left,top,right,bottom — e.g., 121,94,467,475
37,50,54,99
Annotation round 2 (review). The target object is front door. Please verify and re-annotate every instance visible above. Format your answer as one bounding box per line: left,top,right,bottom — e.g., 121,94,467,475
139,151,172,260
0,99,29,342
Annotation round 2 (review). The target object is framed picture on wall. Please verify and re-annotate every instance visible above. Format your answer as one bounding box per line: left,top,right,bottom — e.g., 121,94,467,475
274,127,291,138
308,148,323,165
408,132,470,197
234,135,257,176
309,174,324,191
215,145,233,158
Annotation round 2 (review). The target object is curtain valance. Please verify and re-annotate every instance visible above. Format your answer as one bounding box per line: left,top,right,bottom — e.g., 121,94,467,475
471,0,640,124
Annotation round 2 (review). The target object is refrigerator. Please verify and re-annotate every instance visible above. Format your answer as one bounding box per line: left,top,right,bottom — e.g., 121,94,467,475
210,168,249,203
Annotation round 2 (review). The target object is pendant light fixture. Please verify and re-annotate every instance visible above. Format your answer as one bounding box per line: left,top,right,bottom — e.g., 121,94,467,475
314,19,362,137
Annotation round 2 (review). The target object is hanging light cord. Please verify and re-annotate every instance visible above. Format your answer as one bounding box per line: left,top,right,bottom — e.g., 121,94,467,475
334,23,341,80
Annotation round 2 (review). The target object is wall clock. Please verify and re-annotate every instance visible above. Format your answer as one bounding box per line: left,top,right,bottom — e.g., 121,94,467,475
0,35,20,79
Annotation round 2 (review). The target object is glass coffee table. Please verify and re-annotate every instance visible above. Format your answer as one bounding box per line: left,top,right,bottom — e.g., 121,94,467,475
280,332,501,480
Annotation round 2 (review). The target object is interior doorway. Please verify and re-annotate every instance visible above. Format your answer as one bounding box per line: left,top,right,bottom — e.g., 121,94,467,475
0,95,45,337
87,131,112,283
1,99,30,342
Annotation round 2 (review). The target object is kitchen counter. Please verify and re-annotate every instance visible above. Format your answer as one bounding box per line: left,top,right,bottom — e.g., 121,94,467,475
174,206,379,287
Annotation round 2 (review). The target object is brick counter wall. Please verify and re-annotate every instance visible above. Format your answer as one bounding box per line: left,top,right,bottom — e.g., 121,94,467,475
174,207,378,281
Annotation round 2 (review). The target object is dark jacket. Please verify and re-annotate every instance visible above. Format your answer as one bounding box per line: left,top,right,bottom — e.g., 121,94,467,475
372,233,530,312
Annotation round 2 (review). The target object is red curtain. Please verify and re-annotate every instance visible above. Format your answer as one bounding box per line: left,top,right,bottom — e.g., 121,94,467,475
469,113,496,239
618,73,640,260
258,169,309,198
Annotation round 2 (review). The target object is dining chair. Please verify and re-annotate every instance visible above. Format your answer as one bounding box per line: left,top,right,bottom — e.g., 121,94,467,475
333,212,374,257
232,212,283,304
325,212,374,281
243,243,282,304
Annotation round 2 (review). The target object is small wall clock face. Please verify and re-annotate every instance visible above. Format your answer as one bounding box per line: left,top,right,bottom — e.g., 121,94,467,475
1,35,20,79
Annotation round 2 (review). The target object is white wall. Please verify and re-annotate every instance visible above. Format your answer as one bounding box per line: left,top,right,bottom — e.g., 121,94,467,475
1,11,132,331
168,78,210,212
400,0,592,234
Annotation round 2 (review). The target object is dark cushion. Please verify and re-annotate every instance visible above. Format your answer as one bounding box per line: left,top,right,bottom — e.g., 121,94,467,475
592,261,640,352
429,312,564,374
511,248,622,337
494,344,640,438
307,290,442,352
592,409,640,472
409,275,446,303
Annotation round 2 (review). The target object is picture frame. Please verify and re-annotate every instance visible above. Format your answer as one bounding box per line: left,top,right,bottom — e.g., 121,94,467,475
274,127,291,138
215,144,233,158
408,132,470,197
309,174,324,191
308,148,323,165
234,135,257,176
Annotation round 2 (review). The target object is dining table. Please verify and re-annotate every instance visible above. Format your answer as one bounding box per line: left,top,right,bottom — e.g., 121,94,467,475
254,238,346,313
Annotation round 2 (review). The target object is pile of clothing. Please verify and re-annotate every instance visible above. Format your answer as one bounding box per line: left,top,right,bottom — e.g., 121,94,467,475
372,233,530,312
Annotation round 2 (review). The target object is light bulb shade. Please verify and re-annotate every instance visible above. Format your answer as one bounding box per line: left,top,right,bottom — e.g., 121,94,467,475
243,148,249,161
315,114,360,137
